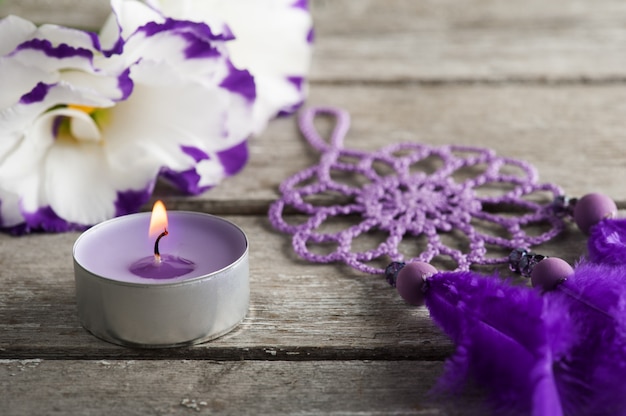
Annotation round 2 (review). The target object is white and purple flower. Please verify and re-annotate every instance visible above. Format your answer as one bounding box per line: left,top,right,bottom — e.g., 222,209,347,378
0,0,257,233
149,0,314,134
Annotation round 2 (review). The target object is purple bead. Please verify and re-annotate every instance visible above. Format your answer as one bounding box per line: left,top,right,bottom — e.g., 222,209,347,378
573,193,617,234
530,257,573,291
396,262,437,306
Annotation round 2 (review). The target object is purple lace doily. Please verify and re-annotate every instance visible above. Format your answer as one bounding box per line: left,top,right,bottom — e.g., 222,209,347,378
269,106,565,274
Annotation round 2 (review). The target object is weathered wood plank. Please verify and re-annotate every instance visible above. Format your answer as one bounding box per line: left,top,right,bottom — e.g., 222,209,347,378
0,359,487,415
155,84,626,213
0,0,110,29
0,215,452,359
0,1,616,413
311,0,626,82
3,0,626,82
0,214,587,359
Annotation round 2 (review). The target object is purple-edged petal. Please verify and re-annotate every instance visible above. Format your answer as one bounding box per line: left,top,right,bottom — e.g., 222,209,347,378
100,0,164,52
153,0,313,134
181,145,210,162
0,2,256,232
10,38,96,74
20,205,86,233
114,184,155,217
35,23,101,52
137,18,233,43
220,62,255,101
218,140,248,176
19,82,52,104
306,27,314,44
291,0,309,10
0,61,55,108
160,167,206,195
108,60,247,157
160,142,248,195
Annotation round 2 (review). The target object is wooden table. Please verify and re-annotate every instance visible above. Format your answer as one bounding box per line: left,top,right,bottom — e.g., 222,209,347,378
2,1,626,414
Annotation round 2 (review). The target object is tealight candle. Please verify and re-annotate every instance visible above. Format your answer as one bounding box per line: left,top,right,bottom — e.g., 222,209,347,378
73,201,249,348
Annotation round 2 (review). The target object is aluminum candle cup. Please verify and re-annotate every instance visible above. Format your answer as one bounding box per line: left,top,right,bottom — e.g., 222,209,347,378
73,211,249,348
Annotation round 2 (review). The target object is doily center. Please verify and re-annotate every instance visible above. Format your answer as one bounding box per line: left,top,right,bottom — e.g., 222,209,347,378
358,173,481,234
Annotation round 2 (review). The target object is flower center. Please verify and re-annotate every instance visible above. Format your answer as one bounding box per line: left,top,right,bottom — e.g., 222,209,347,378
51,105,110,144
68,104,97,114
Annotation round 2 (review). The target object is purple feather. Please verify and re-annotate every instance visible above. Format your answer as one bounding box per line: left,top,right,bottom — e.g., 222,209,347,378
425,271,563,415
547,261,626,416
424,262,626,415
587,218,626,265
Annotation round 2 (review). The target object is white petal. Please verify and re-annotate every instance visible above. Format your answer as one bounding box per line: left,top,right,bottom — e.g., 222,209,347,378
196,157,226,187
223,92,257,146
0,15,36,56
0,110,57,201
0,187,24,227
251,74,304,134
68,110,102,142
30,128,157,225
43,143,114,224
104,60,250,170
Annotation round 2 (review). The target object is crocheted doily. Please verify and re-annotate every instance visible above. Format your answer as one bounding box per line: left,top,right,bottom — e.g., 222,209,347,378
269,106,565,274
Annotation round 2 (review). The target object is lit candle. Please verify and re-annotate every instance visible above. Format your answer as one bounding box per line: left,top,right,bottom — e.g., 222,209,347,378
73,205,249,347
129,201,196,279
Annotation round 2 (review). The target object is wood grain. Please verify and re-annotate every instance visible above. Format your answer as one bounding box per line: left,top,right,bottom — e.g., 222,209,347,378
157,84,626,213
1,0,625,414
0,359,489,415
310,0,626,82
0,215,587,360
0,216,452,359
3,0,626,82
0,0,110,29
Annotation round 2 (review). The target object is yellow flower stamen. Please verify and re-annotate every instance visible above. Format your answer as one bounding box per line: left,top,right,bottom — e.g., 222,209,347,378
68,104,97,114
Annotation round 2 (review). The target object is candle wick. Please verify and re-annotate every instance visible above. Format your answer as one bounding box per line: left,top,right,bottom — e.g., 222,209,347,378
154,228,169,263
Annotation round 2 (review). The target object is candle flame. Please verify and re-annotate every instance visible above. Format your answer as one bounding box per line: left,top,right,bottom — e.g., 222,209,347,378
149,200,168,237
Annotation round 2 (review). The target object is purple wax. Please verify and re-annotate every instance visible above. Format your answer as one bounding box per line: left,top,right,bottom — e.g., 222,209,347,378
73,212,248,284
129,254,196,279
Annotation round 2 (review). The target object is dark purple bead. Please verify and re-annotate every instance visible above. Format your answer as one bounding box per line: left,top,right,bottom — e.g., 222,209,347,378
520,253,545,277
551,195,577,218
508,248,528,274
385,261,406,287
508,248,545,277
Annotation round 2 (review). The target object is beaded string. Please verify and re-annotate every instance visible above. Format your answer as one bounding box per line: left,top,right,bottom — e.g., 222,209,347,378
269,106,566,274
270,106,626,415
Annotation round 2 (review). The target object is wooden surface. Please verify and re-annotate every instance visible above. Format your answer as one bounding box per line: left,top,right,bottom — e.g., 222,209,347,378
2,0,626,414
